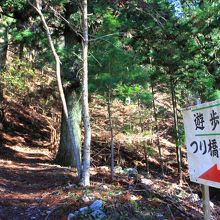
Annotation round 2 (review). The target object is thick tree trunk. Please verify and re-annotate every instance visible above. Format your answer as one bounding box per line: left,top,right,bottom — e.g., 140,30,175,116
55,4,82,168
0,23,8,70
31,0,82,178
55,89,81,166
81,0,91,186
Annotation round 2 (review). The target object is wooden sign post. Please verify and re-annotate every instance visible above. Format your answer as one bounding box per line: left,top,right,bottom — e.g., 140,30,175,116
195,100,211,220
183,99,220,219
201,185,211,220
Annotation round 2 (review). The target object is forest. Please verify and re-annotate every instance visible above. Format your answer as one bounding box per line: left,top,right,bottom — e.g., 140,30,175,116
0,0,220,219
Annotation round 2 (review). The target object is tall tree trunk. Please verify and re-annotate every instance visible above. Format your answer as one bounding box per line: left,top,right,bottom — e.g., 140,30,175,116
170,76,182,183
174,90,183,174
0,19,8,130
55,89,81,166
31,0,81,178
137,99,144,132
19,42,24,60
81,0,91,186
0,23,8,69
107,91,114,180
55,5,82,168
151,83,164,175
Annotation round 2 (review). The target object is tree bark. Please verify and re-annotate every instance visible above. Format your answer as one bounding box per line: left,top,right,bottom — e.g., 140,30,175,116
31,0,81,178
0,23,8,69
19,42,24,60
151,83,164,174
55,5,82,168
81,0,91,186
107,91,114,180
0,19,8,130
55,89,81,166
170,76,182,183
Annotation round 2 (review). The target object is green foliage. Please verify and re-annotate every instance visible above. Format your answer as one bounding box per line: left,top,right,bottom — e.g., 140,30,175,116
142,143,156,157
1,58,35,96
1,0,220,162
1,0,25,10
102,10,120,32
69,11,81,27
0,15,15,27
122,124,132,134
12,28,33,41
208,90,220,101
116,84,152,107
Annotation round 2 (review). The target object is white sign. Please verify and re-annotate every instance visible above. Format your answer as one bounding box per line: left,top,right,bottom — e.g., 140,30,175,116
183,100,220,189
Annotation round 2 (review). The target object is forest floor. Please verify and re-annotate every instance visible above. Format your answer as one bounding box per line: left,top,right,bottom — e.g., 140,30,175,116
0,87,220,219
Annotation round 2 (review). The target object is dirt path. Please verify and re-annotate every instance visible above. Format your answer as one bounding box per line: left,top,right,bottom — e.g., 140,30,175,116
0,144,76,220
1,100,220,220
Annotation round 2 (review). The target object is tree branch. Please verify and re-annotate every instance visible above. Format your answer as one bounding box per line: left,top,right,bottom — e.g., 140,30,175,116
49,6,85,41
28,0,82,179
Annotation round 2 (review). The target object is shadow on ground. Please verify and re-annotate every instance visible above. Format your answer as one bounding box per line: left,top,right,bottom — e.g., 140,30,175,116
0,101,78,220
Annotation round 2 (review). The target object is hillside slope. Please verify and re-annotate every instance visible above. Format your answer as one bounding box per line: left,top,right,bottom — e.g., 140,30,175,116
0,72,220,219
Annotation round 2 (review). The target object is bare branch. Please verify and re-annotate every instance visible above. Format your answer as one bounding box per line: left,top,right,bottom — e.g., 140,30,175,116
89,32,123,42
88,51,102,67
49,6,85,41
